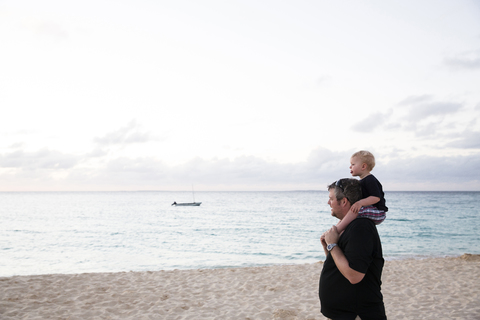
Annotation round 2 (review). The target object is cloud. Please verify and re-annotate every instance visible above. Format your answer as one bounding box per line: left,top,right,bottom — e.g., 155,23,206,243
86,147,109,158
34,21,69,40
0,146,350,191
351,96,464,136
94,120,156,147
347,96,467,138
445,131,480,149
0,144,479,191
404,102,463,121
412,120,444,137
350,96,464,138
351,110,393,133
377,153,480,185
444,50,480,70
398,95,463,119
90,149,348,190
180,149,347,187
8,142,25,149
317,75,332,86
398,95,433,106
397,98,465,138
0,148,81,170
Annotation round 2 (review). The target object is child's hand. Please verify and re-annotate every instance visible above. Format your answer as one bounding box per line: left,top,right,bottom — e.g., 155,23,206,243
350,202,362,214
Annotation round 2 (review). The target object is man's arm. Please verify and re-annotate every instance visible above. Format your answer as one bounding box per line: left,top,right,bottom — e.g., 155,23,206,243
324,226,366,284
329,246,365,284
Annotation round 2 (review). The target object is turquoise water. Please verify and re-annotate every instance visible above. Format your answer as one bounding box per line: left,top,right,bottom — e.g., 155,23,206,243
1,191,479,276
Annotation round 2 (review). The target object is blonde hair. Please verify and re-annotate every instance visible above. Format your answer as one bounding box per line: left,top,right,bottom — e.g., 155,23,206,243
352,150,375,171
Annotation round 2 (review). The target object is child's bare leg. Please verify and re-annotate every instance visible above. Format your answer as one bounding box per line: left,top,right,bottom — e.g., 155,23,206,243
335,209,357,233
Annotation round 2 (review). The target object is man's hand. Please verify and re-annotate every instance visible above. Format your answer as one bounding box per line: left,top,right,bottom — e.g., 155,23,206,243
320,232,327,247
324,225,340,245
320,232,328,256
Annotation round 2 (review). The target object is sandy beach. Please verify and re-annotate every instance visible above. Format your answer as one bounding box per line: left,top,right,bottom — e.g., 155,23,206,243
1,254,479,320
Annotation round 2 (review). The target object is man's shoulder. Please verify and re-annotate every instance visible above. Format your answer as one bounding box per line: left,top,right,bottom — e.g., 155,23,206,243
341,219,381,247
351,217,376,226
346,218,377,233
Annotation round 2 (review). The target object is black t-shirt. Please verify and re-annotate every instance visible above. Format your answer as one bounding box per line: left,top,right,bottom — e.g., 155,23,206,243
361,174,388,212
319,218,386,319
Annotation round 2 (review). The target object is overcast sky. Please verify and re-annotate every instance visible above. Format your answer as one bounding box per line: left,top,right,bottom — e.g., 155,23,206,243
1,0,480,191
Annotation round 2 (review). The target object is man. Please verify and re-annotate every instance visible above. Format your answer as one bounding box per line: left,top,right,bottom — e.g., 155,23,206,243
319,178,386,320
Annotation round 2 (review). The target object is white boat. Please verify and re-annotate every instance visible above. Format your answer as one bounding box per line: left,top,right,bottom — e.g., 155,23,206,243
171,201,202,206
172,185,201,206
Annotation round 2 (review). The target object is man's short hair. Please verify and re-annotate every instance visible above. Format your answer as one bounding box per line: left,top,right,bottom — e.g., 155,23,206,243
352,150,375,171
328,178,362,204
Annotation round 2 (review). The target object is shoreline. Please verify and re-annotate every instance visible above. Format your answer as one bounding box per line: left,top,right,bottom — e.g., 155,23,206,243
2,254,480,319
0,252,471,279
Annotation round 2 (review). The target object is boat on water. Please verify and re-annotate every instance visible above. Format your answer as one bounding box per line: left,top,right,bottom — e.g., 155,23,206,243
172,185,201,206
171,201,202,206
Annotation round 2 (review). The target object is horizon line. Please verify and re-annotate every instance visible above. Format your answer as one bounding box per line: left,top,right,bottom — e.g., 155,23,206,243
1,190,479,193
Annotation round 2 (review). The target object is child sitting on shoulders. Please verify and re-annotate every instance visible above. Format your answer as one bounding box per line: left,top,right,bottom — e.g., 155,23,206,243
335,150,388,233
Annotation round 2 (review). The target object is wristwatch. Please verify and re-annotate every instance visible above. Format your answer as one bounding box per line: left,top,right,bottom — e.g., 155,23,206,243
327,243,337,252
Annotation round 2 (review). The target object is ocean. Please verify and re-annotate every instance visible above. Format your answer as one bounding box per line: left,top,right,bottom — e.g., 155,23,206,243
1,191,479,277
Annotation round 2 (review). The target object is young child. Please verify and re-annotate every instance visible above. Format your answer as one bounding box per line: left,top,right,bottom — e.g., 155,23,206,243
335,150,388,233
